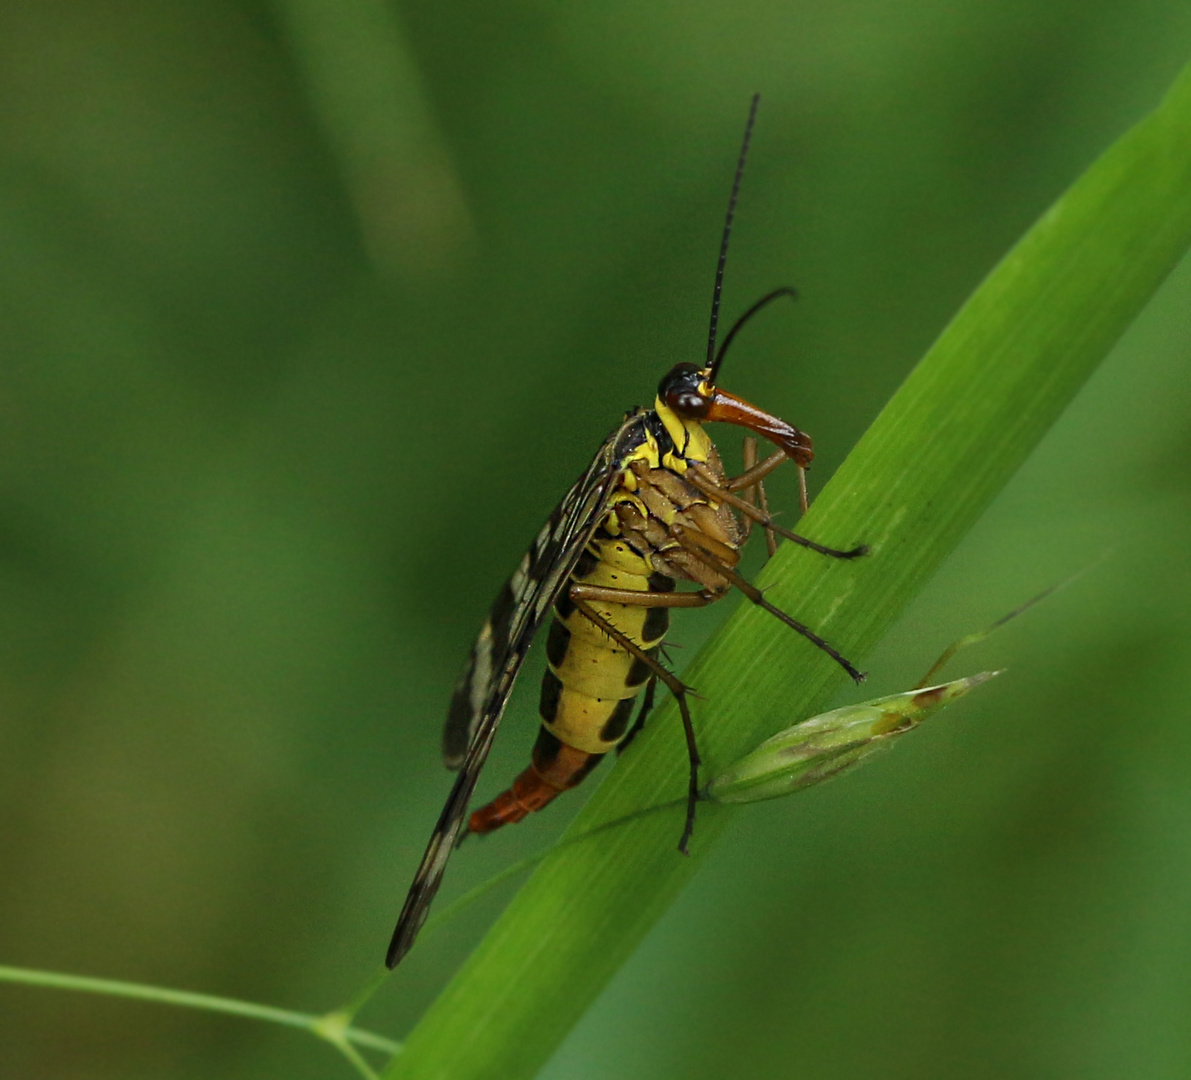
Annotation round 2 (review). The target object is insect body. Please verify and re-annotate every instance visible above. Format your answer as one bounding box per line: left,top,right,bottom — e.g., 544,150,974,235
464,391,745,837
386,95,865,968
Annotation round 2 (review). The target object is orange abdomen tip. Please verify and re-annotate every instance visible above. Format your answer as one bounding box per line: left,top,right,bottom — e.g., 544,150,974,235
468,730,604,835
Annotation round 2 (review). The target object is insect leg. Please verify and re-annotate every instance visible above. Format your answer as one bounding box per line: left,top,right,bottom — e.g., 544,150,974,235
750,446,782,557
739,437,778,558
725,448,786,492
688,463,867,560
725,446,809,514
670,524,866,683
569,584,712,608
736,440,754,545
570,593,706,854
618,674,657,753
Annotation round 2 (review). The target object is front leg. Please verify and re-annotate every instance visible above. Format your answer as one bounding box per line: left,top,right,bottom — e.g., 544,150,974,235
668,524,866,684
738,436,779,558
687,463,867,561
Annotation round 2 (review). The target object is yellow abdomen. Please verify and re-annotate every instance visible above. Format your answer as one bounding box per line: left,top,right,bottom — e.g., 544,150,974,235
539,533,670,754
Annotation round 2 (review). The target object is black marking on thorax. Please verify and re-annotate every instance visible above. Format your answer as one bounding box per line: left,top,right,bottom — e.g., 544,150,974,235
644,409,679,461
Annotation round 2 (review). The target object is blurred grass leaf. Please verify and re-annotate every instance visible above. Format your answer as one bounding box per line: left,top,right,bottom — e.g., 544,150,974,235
705,672,1000,805
386,59,1191,1080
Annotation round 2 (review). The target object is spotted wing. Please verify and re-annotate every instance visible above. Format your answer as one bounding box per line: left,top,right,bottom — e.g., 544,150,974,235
385,414,643,968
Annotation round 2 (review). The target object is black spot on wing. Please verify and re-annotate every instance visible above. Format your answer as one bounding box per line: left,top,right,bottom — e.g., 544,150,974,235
444,676,476,765
489,582,517,655
526,506,566,582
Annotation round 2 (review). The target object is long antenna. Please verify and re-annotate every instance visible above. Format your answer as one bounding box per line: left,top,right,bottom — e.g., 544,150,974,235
711,285,796,381
705,92,761,377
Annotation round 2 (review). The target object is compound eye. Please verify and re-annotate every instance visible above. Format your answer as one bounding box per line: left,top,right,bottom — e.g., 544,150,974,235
669,390,710,417
658,364,712,418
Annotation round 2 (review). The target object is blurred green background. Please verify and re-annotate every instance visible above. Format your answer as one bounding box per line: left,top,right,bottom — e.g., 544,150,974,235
1,2,1189,1077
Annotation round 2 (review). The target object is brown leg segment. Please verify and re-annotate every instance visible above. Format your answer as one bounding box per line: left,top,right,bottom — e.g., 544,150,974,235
737,438,755,546
689,463,867,560
618,674,657,754
671,524,867,683
739,437,779,558
568,582,712,608
571,595,705,855
723,445,808,514
725,448,787,493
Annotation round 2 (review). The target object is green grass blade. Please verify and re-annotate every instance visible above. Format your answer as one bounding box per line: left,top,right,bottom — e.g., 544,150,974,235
0,964,403,1059
386,60,1191,1080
